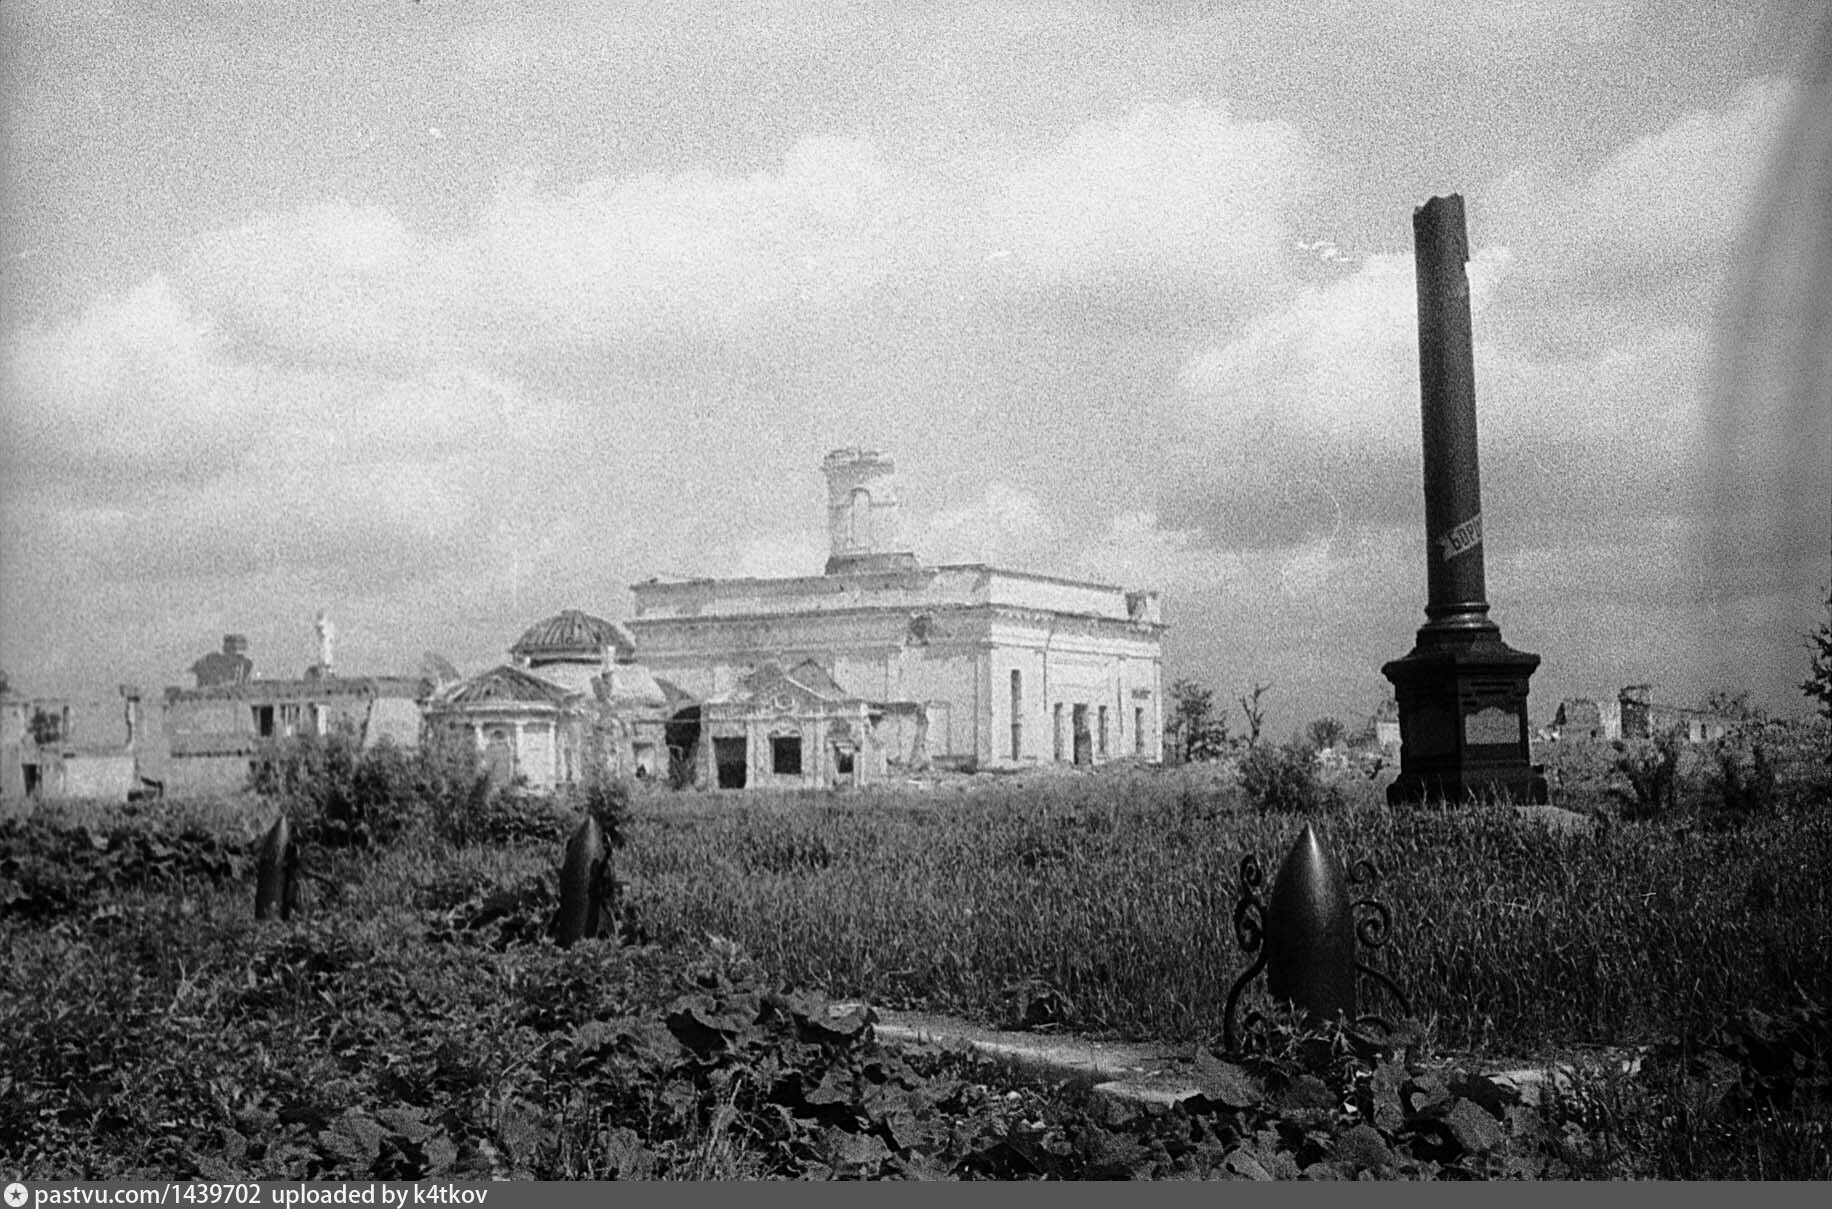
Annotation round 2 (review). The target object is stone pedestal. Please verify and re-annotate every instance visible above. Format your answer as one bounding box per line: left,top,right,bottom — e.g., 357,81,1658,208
1382,632,1547,805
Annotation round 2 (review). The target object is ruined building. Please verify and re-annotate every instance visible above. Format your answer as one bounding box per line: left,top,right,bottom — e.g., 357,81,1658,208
162,630,427,795
627,449,1165,784
423,609,675,789
1542,687,1739,745
2,682,153,802
1616,685,1737,744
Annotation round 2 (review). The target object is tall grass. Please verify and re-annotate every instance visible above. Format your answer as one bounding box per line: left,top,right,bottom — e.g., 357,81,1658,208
619,772,1832,1056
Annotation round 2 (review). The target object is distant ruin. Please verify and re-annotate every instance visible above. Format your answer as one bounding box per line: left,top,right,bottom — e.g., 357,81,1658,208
4,450,1167,801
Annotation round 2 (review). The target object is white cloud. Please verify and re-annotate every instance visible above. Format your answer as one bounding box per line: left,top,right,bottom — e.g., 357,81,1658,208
1180,246,1513,449
181,201,423,363
990,100,1310,298
157,101,1316,373
916,481,1057,567
1,276,254,480
455,135,907,349
1484,76,1792,279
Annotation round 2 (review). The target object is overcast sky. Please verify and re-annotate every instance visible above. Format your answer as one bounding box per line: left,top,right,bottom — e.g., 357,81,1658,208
3,0,1828,735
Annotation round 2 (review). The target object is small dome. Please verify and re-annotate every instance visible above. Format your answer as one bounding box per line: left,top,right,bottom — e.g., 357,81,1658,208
510,609,636,663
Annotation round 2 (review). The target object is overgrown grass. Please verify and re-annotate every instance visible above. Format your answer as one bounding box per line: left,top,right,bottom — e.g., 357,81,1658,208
618,765,1832,1057
4,720,1827,1179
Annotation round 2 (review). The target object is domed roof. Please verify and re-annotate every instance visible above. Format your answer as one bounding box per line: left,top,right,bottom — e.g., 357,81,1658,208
431,664,574,708
510,609,636,663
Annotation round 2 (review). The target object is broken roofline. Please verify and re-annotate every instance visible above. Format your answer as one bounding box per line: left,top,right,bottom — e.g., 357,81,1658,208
164,676,429,702
701,659,855,707
631,562,1153,597
626,601,1167,636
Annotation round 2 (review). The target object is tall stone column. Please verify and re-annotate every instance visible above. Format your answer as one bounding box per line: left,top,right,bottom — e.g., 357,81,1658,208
1414,196,1490,633
1382,195,1548,805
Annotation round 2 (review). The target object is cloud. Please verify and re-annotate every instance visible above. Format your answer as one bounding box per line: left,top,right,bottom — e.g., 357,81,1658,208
917,482,1057,568
180,201,424,367
1483,76,1793,287
1160,72,1803,564
152,97,1316,377
456,135,906,350
1181,246,1513,447
1,271,558,594
2,276,247,483
990,100,1311,301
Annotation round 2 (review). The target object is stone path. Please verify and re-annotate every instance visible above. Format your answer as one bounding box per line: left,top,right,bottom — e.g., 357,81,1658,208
831,1002,1646,1111
833,1003,1211,1106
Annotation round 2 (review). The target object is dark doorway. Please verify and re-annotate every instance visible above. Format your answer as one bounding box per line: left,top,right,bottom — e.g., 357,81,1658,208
23,763,41,797
665,707,702,787
771,735,802,776
1072,704,1092,766
714,737,748,789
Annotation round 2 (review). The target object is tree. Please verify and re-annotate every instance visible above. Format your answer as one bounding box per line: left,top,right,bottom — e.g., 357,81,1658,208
1305,716,1346,752
1702,688,1760,721
1806,589,1832,723
1237,681,1272,749
1168,678,1229,762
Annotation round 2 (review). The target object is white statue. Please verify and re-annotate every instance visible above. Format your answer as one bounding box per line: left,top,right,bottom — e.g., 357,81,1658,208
315,610,336,673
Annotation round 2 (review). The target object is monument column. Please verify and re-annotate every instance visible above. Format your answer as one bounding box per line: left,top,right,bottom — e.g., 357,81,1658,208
1382,195,1548,805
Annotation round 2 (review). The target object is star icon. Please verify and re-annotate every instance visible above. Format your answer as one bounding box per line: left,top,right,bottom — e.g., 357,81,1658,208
5,1182,29,1208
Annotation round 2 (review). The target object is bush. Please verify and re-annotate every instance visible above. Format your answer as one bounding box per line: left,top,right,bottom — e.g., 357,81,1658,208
1698,725,1778,828
250,724,420,847
413,726,496,848
1608,729,1685,821
1238,742,1339,815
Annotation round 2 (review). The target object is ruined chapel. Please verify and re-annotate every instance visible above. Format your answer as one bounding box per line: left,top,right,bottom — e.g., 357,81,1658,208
627,449,1166,786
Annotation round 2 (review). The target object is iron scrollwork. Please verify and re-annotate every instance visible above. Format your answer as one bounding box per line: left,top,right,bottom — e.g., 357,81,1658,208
1221,854,1268,1052
1347,858,1411,1033
1222,837,1411,1052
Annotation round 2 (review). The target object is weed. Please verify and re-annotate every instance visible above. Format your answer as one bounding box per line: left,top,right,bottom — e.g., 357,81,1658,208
1238,742,1339,815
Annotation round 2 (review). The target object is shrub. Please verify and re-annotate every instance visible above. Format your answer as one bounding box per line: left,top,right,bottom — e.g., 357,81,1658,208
576,746,632,851
1805,589,1832,724
1238,742,1339,815
413,726,496,848
250,723,419,847
1698,725,1778,828
1608,729,1685,821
